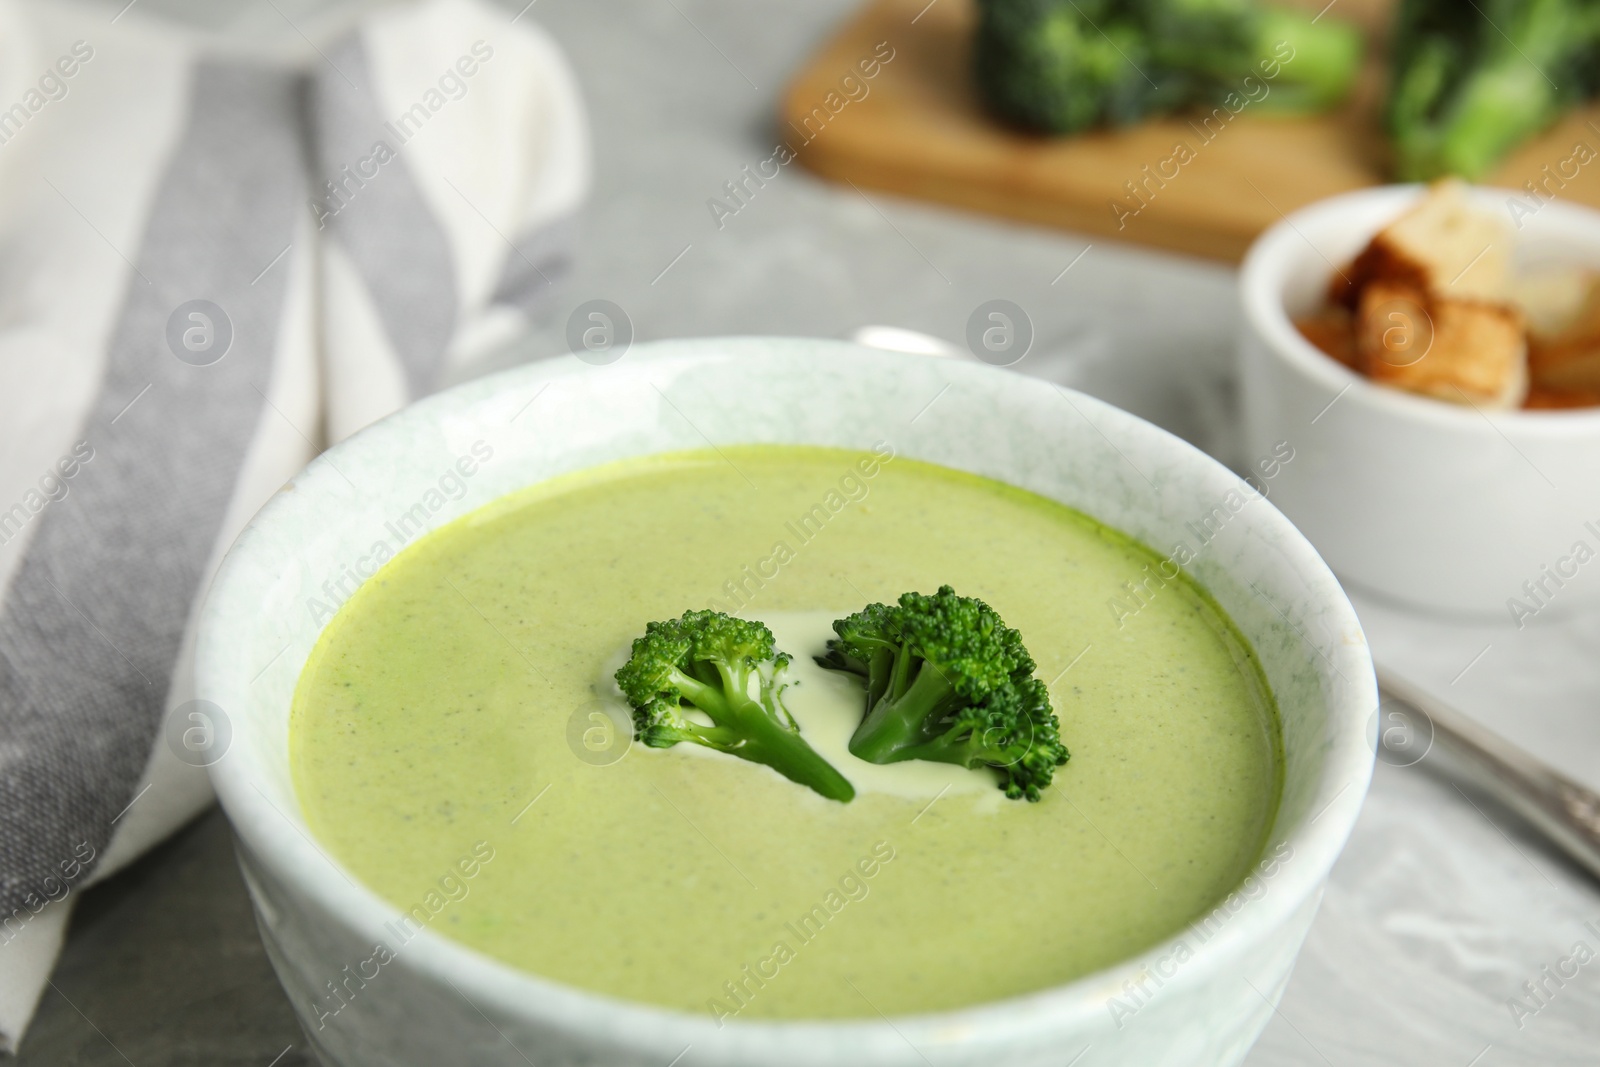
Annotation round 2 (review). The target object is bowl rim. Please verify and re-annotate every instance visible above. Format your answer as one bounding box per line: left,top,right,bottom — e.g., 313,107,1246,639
200,337,1377,1055
1240,182,1600,434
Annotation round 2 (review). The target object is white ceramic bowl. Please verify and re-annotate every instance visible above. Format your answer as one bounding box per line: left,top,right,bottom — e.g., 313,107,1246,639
1239,184,1600,619
199,338,1375,1067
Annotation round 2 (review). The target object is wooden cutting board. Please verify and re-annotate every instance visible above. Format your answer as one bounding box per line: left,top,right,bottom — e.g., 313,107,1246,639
780,0,1600,261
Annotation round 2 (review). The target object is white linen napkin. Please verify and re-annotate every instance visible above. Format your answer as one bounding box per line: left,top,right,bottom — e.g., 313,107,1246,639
0,0,588,1049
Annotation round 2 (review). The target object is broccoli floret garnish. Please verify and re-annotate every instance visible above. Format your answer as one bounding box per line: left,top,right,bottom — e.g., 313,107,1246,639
932,676,1069,802
615,610,855,803
818,586,1069,801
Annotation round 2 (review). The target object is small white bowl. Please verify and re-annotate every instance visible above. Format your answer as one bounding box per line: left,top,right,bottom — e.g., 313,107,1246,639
1239,184,1600,619
199,338,1375,1067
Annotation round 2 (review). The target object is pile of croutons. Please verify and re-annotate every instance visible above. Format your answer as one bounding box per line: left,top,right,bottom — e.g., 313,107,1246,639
1295,180,1600,410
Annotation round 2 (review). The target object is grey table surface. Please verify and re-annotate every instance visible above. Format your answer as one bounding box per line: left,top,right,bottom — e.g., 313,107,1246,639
14,0,1600,1064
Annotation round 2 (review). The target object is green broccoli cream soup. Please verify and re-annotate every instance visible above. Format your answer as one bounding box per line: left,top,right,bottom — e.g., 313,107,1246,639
291,445,1281,1021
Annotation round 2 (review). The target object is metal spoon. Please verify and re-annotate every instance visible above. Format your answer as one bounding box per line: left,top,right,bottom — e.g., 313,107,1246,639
848,325,962,358
846,324,1108,387
1377,665,1600,882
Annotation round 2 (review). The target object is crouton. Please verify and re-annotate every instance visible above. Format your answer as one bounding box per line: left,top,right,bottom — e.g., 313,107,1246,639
1334,180,1512,307
1525,385,1600,409
1310,180,1596,410
1530,338,1600,396
1525,272,1600,395
1294,306,1358,368
1354,279,1431,371
1510,267,1599,338
1357,278,1527,407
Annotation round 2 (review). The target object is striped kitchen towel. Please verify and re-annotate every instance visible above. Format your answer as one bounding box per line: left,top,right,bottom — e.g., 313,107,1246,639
0,0,588,1049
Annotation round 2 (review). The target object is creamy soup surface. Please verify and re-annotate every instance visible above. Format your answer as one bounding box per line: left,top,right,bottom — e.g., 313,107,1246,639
292,446,1281,1020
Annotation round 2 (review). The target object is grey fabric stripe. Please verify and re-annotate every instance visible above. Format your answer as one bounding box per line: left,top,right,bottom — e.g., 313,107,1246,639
309,37,457,398
489,213,579,318
0,63,304,915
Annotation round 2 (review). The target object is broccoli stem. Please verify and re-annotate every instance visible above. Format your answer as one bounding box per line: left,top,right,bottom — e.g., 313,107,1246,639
1250,8,1361,112
666,665,854,801
863,648,895,708
848,665,956,764
1386,36,1454,178
1386,0,1600,179
880,725,982,770
721,691,857,802
1399,60,1557,179
668,670,731,718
